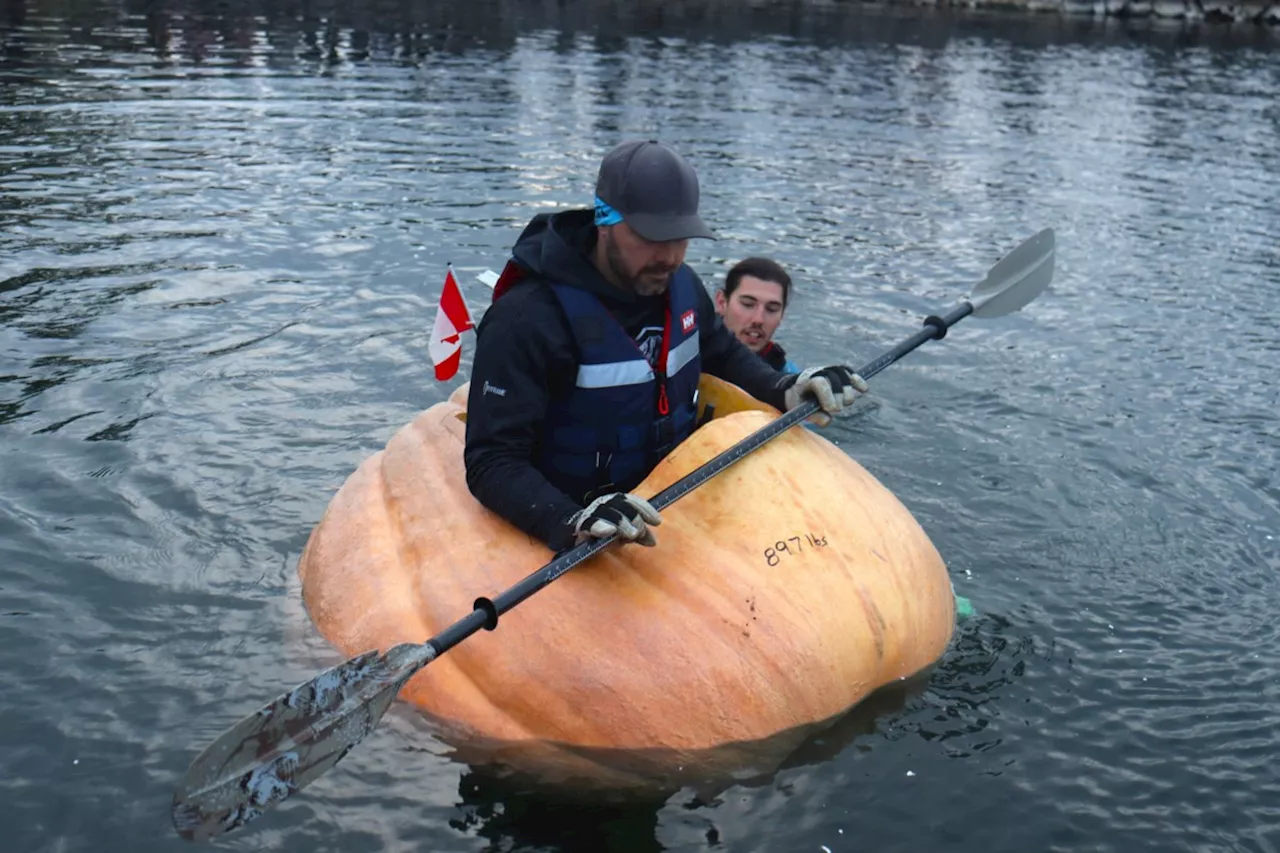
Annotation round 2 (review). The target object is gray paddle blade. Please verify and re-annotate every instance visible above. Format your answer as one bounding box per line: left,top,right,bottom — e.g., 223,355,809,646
969,228,1056,318
171,643,432,842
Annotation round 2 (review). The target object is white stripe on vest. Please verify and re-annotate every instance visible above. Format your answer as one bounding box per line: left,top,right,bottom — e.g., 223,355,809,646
575,335,701,389
667,335,699,377
576,360,654,388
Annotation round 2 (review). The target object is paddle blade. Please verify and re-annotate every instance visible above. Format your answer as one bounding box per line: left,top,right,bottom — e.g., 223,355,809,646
171,644,432,842
969,228,1055,318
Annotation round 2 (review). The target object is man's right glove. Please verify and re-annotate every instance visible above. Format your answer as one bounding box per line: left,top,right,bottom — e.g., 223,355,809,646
567,492,663,547
783,365,869,427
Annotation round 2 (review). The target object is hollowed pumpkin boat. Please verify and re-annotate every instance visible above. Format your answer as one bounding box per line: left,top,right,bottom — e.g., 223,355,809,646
296,373,955,794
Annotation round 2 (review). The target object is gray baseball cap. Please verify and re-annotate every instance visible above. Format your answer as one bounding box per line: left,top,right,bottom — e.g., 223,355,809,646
594,139,715,242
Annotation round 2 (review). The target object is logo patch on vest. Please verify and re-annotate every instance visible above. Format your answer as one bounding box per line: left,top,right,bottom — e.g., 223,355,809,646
680,310,696,334
634,325,664,366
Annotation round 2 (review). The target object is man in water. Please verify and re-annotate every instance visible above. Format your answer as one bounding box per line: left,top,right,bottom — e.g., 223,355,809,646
464,139,866,553
715,256,799,374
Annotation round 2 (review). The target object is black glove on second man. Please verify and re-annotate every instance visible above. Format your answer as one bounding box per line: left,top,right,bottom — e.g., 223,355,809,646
781,365,869,427
566,492,663,548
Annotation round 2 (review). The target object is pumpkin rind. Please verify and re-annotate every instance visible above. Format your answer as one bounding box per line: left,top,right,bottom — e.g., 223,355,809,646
297,376,955,790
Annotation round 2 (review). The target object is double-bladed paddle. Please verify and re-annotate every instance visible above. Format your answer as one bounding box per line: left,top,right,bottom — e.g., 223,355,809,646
170,228,1055,841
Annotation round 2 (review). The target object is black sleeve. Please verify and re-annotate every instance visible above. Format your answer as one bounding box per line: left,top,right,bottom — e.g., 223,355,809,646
463,284,583,552
692,280,793,410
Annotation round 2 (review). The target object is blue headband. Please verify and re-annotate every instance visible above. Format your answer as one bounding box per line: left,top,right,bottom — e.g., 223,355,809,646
594,196,623,227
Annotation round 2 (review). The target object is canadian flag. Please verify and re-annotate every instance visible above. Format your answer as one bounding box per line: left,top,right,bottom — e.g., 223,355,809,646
429,264,474,381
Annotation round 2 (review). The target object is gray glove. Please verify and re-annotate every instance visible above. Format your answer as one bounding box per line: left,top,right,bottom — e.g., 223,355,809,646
568,492,663,547
783,365,869,427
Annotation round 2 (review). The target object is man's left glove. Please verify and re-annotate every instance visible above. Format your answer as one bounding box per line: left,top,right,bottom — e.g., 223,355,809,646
567,492,663,547
782,365,869,427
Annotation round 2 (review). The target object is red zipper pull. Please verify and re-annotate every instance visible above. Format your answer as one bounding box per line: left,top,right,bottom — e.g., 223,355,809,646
657,382,670,416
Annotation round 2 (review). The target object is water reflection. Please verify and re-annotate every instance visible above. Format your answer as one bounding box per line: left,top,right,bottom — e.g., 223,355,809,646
433,621,1033,853
4,0,1280,849
424,673,928,851
452,772,670,853
2,0,1277,74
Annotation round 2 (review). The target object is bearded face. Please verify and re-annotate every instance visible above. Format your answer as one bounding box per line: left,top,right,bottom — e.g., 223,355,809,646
599,223,689,297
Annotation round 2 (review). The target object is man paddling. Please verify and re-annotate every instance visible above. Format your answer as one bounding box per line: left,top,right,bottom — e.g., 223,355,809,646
463,139,867,553
715,256,800,375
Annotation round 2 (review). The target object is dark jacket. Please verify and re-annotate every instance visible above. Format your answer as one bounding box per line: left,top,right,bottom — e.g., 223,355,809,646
463,209,793,551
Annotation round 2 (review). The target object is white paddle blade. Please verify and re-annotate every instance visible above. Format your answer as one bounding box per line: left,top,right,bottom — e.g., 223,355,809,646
171,643,432,841
970,228,1056,318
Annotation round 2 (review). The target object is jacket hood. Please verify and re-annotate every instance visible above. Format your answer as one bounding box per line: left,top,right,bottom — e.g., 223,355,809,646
509,209,664,310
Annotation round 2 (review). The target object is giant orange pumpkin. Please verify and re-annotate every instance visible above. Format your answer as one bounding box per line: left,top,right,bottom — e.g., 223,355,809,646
296,374,955,794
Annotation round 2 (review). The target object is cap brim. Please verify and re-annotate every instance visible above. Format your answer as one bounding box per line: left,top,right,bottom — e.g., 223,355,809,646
625,212,716,242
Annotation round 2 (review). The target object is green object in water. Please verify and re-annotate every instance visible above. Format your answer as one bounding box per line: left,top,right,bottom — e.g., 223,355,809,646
955,595,975,620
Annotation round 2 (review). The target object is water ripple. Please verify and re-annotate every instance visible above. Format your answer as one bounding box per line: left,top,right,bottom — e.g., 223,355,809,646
3,2,1280,852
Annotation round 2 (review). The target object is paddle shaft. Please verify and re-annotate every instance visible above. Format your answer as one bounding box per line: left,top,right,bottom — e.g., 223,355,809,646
423,301,974,659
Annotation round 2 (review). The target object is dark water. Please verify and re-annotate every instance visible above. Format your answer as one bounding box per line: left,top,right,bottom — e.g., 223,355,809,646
3,1,1279,851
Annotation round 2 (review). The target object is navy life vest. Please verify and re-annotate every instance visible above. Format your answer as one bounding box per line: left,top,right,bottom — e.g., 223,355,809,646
535,268,702,504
